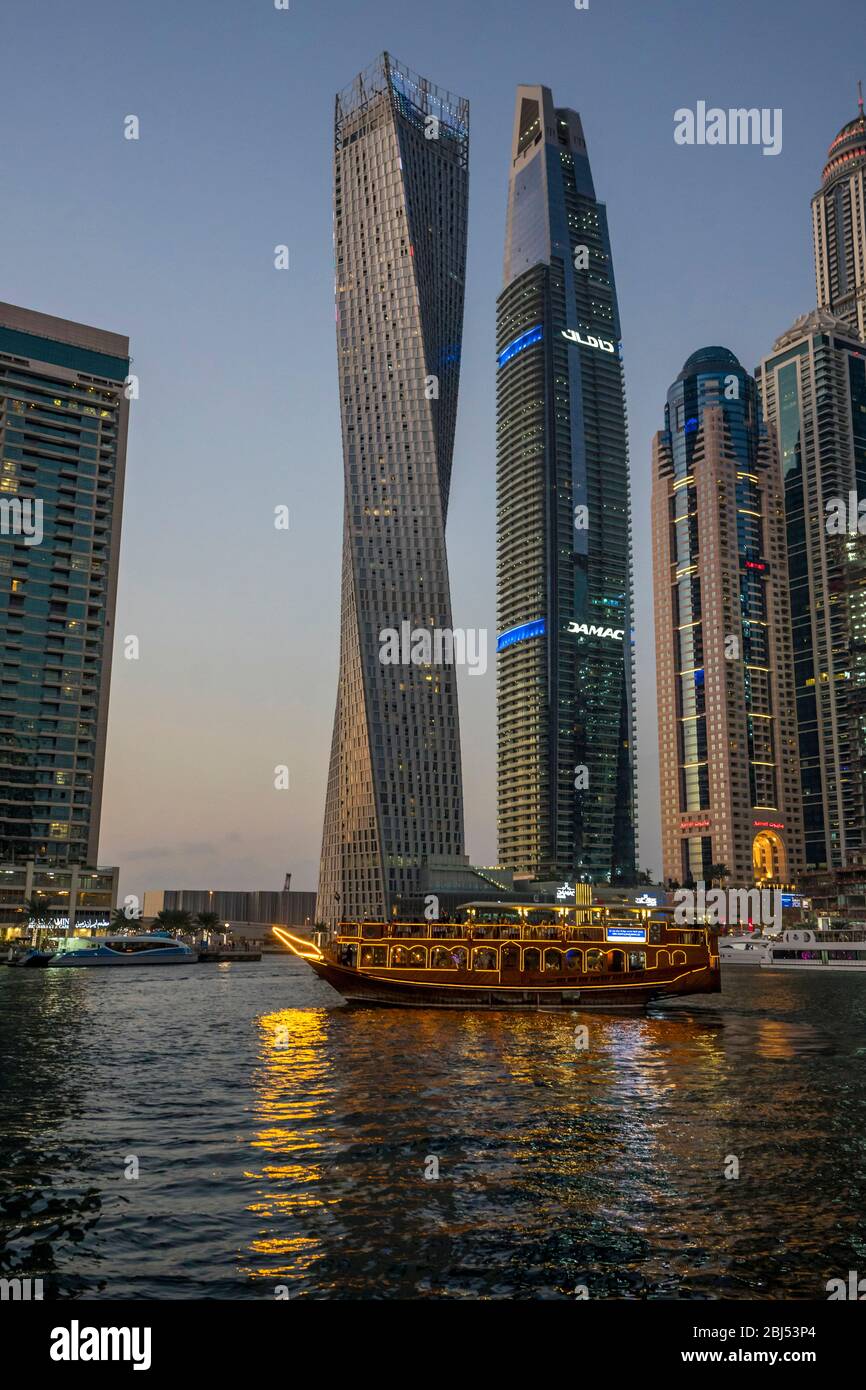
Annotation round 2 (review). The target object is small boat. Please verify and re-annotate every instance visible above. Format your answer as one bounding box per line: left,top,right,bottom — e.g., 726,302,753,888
761,928,866,972
719,933,772,966
274,901,721,1011
48,932,195,967
6,947,55,968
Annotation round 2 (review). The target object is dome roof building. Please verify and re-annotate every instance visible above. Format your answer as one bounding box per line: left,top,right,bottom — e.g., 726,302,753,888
812,85,866,341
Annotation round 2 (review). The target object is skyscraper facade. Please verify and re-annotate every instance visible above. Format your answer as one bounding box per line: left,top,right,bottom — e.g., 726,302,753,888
843,532,866,863
812,92,866,341
653,347,803,887
317,55,469,925
0,301,129,869
757,309,866,871
496,86,637,884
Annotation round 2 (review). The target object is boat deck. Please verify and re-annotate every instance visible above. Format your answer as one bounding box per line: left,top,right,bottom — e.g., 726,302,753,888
276,904,720,1011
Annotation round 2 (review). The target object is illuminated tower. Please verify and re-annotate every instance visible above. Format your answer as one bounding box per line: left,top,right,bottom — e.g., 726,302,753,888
757,311,866,871
812,85,866,340
496,85,636,883
0,301,129,870
316,55,469,925
653,347,803,887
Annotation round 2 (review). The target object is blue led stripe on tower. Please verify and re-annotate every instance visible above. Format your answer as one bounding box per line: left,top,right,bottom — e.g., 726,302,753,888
497,618,546,652
497,325,543,368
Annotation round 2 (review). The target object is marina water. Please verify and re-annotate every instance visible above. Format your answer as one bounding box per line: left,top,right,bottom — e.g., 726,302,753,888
1,958,865,1299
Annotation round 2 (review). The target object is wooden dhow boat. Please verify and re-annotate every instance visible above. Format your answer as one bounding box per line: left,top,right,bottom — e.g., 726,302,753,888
274,900,720,1011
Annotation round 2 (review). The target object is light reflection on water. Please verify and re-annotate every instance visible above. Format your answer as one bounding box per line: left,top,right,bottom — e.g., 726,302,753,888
0,958,864,1298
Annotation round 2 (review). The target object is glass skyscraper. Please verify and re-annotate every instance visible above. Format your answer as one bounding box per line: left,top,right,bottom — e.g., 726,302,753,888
653,347,803,887
317,55,469,925
757,309,866,871
496,86,636,884
0,301,129,873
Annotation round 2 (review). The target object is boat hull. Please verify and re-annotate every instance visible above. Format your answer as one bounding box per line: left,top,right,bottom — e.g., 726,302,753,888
307,958,720,1011
7,951,54,968
50,950,193,967
761,960,866,972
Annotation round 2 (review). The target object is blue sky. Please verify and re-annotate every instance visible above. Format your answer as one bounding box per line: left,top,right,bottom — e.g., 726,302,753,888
1,0,860,899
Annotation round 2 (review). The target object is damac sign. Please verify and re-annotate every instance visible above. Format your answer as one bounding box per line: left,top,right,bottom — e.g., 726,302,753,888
567,621,624,640
562,329,616,353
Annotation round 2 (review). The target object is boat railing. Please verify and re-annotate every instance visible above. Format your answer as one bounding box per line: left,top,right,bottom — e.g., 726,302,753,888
798,931,866,944
335,921,689,946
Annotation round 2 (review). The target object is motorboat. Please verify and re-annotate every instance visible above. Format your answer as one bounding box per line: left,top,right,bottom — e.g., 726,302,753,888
761,928,866,971
6,946,54,967
719,933,772,966
48,932,195,967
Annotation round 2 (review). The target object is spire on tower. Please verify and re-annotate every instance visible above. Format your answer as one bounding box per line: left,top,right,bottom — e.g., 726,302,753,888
859,79,864,116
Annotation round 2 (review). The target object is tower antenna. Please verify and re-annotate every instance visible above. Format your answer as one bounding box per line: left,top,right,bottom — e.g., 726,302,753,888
859,79,864,116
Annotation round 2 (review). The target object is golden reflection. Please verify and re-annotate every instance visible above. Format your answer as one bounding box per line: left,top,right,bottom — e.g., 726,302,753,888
236,991,832,1295
753,1018,823,1059
241,1007,337,1286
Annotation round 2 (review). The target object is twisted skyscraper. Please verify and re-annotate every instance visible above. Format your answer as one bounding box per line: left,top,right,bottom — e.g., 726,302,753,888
317,55,469,925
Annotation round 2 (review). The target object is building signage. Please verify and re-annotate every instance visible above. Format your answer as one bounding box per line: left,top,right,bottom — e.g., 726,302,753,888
28,915,110,931
567,621,624,640
556,882,575,901
635,893,661,907
562,329,616,354
606,927,646,943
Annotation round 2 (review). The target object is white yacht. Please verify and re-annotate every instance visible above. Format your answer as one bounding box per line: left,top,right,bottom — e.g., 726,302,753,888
48,933,195,967
760,928,866,972
719,933,772,966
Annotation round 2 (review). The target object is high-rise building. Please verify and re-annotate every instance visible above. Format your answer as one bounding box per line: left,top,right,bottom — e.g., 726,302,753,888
842,532,866,865
496,85,636,884
652,347,803,887
757,309,866,871
812,88,866,341
317,55,469,925
0,301,129,873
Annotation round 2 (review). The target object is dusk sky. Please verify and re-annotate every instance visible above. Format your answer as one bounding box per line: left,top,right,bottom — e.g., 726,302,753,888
2,0,860,900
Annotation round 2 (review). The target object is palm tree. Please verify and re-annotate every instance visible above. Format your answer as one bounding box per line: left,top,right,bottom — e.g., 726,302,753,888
708,863,729,888
19,894,57,930
154,908,193,936
17,894,60,945
20,894,46,923
195,911,221,934
111,907,133,929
